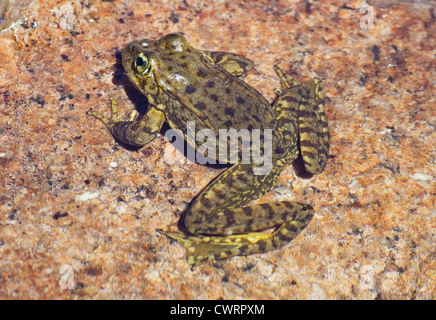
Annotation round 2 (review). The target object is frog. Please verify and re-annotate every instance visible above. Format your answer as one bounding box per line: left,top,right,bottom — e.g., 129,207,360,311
87,33,329,270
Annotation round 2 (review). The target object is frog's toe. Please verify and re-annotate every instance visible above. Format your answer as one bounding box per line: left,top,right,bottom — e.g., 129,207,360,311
87,109,117,128
87,98,136,130
158,229,210,270
301,78,325,100
273,65,301,90
87,109,110,123
86,109,101,118
273,88,282,95
128,110,139,121
108,98,125,122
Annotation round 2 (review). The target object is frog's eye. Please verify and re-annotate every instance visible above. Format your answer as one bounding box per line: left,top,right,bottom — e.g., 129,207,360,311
134,53,150,75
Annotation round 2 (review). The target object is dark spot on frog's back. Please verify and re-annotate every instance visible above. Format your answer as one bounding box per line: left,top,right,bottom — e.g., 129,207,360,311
252,114,261,122
224,108,234,116
210,94,218,101
185,85,196,94
206,80,215,88
236,97,245,104
194,102,206,110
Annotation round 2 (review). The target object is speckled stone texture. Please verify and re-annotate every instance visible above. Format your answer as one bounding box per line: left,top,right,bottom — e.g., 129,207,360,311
0,0,434,299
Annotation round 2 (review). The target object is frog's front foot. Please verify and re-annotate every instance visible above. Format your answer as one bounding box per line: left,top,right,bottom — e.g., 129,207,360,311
87,98,138,131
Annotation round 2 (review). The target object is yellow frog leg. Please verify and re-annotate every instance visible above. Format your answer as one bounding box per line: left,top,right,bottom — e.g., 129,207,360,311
159,162,314,270
273,66,330,173
160,202,313,270
87,98,166,147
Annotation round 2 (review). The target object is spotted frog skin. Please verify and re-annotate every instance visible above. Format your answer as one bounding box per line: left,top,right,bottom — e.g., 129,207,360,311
88,33,329,269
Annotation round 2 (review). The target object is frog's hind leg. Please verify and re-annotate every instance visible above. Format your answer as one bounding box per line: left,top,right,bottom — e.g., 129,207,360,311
205,51,254,77
161,204,313,269
273,66,330,174
159,162,314,269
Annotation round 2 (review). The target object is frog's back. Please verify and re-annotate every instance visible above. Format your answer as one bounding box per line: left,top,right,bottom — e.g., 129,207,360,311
149,41,277,134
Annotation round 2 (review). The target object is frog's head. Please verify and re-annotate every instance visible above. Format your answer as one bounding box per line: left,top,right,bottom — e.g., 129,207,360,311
122,33,191,101
122,39,159,99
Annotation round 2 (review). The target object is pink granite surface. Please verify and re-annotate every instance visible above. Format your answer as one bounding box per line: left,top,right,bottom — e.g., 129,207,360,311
0,0,434,299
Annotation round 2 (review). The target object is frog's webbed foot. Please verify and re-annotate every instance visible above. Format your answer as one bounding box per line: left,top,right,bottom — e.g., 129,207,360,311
158,229,275,270
159,202,313,270
87,98,138,130
273,66,330,174
87,98,165,147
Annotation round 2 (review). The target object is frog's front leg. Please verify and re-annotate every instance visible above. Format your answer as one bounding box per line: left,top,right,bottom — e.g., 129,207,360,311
87,98,166,147
205,51,254,77
160,161,314,269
